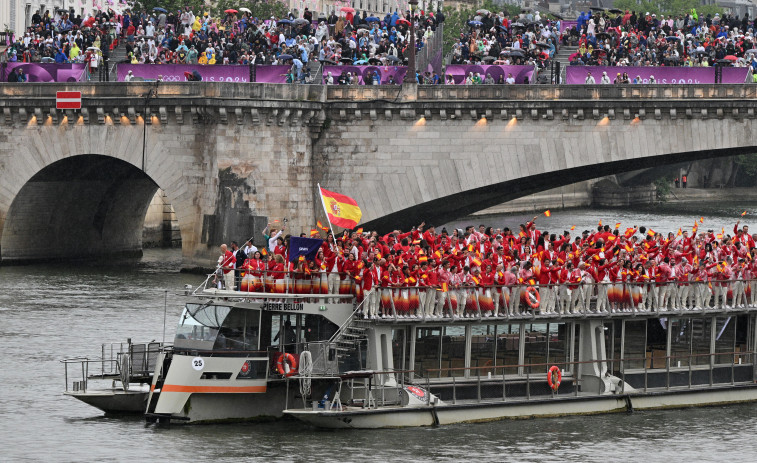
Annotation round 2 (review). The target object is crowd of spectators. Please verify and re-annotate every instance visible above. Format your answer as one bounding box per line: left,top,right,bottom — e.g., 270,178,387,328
1,7,116,75
450,8,561,71
218,217,757,318
566,10,757,69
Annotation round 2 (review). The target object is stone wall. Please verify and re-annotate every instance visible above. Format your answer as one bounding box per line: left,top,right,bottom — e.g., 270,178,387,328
2,82,757,268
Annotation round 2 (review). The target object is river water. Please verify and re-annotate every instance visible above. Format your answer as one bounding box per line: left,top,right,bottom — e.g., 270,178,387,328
3,203,757,462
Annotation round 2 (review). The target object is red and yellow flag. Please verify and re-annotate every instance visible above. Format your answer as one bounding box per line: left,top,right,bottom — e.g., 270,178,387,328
570,225,576,231
544,210,551,217
615,222,621,229
319,187,362,229
742,211,748,217
317,220,328,231
310,229,319,237
356,227,363,234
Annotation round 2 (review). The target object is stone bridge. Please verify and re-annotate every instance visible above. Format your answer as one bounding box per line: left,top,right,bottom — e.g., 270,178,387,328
1,82,756,268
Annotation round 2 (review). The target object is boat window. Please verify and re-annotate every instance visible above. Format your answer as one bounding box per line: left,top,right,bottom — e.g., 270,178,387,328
471,324,496,378
414,327,442,377
213,308,261,351
547,323,568,372
622,320,648,369
496,324,520,376
715,316,737,365
392,328,408,373
523,323,548,374
441,326,465,378
174,304,232,350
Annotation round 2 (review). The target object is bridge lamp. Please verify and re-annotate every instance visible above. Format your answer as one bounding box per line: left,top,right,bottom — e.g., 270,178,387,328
597,116,610,127
76,115,84,126
403,0,419,84
414,116,426,126
505,116,517,131
60,115,68,126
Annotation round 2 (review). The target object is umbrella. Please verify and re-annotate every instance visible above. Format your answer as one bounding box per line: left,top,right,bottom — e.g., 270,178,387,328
365,16,380,22
608,8,623,14
508,50,525,57
385,55,401,63
534,42,551,49
341,6,355,13
341,57,353,63
476,9,490,15
468,20,483,26
481,56,496,62
396,18,411,26
239,7,251,13
357,28,369,34
589,7,605,12
152,7,167,13
320,58,337,64
87,46,100,51
41,57,55,63
511,22,526,28
666,36,680,42
353,59,368,64
278,54,293,60
596,32,611,39
294,18,309,25
746,48,757,54
277,19,293,24
368,57,381,64
724,55,738,61
224,9,238,14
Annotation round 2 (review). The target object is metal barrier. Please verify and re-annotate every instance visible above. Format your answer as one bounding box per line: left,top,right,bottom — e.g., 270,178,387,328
363,279,757,321
291,349,756,409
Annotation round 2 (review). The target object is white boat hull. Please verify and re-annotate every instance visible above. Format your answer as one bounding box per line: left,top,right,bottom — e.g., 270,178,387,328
285,384,757,429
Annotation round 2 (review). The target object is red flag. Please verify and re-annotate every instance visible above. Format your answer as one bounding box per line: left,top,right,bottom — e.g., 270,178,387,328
260,248,267,256
310,229,319,237
742,211,748,217
356,227,363,234
615,222,621,229
319,187,362,229
570,225,576,231
317,220,328,231
544,210,551,217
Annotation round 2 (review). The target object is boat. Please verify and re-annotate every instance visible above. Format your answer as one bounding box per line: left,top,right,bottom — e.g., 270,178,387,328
63,271,757,427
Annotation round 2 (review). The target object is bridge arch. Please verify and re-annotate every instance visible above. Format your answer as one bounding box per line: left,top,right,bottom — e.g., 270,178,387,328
359,146,757,231
1,154,180,262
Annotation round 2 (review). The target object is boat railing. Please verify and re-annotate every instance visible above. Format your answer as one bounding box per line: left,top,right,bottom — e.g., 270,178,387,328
364,278,757,321
287,349,757,410
192,269,360,301
61,340,169,393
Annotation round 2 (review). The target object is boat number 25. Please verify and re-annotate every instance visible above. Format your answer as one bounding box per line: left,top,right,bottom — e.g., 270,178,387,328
191,357,205,371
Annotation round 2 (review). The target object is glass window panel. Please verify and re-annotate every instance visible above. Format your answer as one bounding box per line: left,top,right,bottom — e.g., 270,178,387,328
441,326,466,378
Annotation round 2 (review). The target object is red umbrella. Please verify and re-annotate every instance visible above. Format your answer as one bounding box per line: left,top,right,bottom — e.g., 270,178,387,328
724,55,738,61
396,18,411,26
340,6,355,13
224,9,238,14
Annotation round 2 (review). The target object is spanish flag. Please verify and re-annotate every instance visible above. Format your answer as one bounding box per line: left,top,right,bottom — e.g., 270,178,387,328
310,229,319,237
544,210,551,217
319,186,362,229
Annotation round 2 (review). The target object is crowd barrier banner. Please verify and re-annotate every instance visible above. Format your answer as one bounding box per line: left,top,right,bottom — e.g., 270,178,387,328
566,65,750,84
2,63,86,82
444,65,535,84
559,20,578,34
117,64,250,82
322,65,407,84
253,65,291,83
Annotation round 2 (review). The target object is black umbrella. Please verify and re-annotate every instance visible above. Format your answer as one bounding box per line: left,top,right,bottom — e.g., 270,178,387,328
596,32,611,40
385,55,401,63
589,7,605,12
608,8,623,14
481,56,496,62
534,42,551,49
508,50,525,57
341,57,353,63
278,54,293,60
294,18,309,26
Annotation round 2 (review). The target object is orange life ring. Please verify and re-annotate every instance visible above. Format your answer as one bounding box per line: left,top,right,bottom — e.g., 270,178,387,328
276,352,298,377
547,365,562,391
525,286,540,309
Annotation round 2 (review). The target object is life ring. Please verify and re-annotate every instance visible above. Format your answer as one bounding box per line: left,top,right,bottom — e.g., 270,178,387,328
525,286,541,309
276,353,298,377
547,365,562,391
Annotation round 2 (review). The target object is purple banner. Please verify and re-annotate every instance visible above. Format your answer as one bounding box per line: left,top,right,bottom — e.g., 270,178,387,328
560,20,577,34
322,65,407,84
3,63,86,82
254,65,291,83
117,64,249,82
566,66,750,84
444,65,535,84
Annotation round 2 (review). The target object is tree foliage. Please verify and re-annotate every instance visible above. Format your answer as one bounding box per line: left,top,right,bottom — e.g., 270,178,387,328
611,0,723,19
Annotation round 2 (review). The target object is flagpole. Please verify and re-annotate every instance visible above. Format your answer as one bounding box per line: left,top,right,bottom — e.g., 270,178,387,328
317,183,336,236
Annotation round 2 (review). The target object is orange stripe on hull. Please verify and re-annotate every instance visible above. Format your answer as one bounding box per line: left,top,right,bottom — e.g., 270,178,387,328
161,384,267,393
